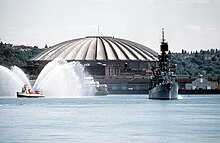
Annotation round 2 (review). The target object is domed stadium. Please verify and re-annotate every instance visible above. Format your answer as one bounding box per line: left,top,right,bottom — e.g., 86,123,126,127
29,36,159,94
31,36,158,61
30,36,158,76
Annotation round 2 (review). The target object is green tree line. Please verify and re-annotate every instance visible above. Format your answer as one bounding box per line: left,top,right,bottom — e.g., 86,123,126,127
170,49,220,76
0,42,44,68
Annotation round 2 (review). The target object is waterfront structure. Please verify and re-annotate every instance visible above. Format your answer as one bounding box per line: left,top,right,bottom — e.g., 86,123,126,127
29,36,159,94
185,77,218,90
178,76,220,94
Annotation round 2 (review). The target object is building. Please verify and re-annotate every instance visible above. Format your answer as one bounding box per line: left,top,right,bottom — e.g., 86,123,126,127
29,36,159,93
105,65,120,77
185,77,218,90
30,36,158,75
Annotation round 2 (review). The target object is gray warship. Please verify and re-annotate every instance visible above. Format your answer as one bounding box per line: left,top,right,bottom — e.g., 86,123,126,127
149,29,178,99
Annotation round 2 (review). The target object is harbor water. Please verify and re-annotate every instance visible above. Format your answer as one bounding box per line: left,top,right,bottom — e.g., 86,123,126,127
0,94,220,143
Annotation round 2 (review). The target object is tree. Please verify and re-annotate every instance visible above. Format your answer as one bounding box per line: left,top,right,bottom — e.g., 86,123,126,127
0,42,44,67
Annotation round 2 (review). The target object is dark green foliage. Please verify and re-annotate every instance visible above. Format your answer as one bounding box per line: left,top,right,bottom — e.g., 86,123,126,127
171,49,220,76
0,43,44,67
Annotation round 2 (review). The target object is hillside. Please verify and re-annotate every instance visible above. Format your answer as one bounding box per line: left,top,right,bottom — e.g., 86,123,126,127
0,42,44,68
171,49,220,76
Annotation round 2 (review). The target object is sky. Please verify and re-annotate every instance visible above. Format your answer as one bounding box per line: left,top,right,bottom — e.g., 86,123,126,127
0,0,220,52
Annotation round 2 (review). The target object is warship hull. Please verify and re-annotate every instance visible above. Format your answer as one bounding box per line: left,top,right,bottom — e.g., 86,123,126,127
149,82,178,100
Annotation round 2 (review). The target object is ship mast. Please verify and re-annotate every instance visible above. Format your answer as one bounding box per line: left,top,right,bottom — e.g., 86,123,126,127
160,28,169,73
162,28,165,43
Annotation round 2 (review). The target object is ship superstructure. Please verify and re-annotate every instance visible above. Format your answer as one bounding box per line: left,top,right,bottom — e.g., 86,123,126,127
149,29,178,99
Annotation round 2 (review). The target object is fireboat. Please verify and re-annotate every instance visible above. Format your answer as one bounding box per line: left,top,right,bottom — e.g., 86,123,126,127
17,85,45,98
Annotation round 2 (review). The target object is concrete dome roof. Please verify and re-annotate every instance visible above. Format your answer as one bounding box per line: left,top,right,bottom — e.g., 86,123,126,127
31,36,158,61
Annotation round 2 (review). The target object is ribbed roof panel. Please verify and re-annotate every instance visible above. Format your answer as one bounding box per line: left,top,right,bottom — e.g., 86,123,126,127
31,36,158,61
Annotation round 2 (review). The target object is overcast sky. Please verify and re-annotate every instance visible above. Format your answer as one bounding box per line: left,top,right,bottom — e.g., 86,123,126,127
1,0,220,52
